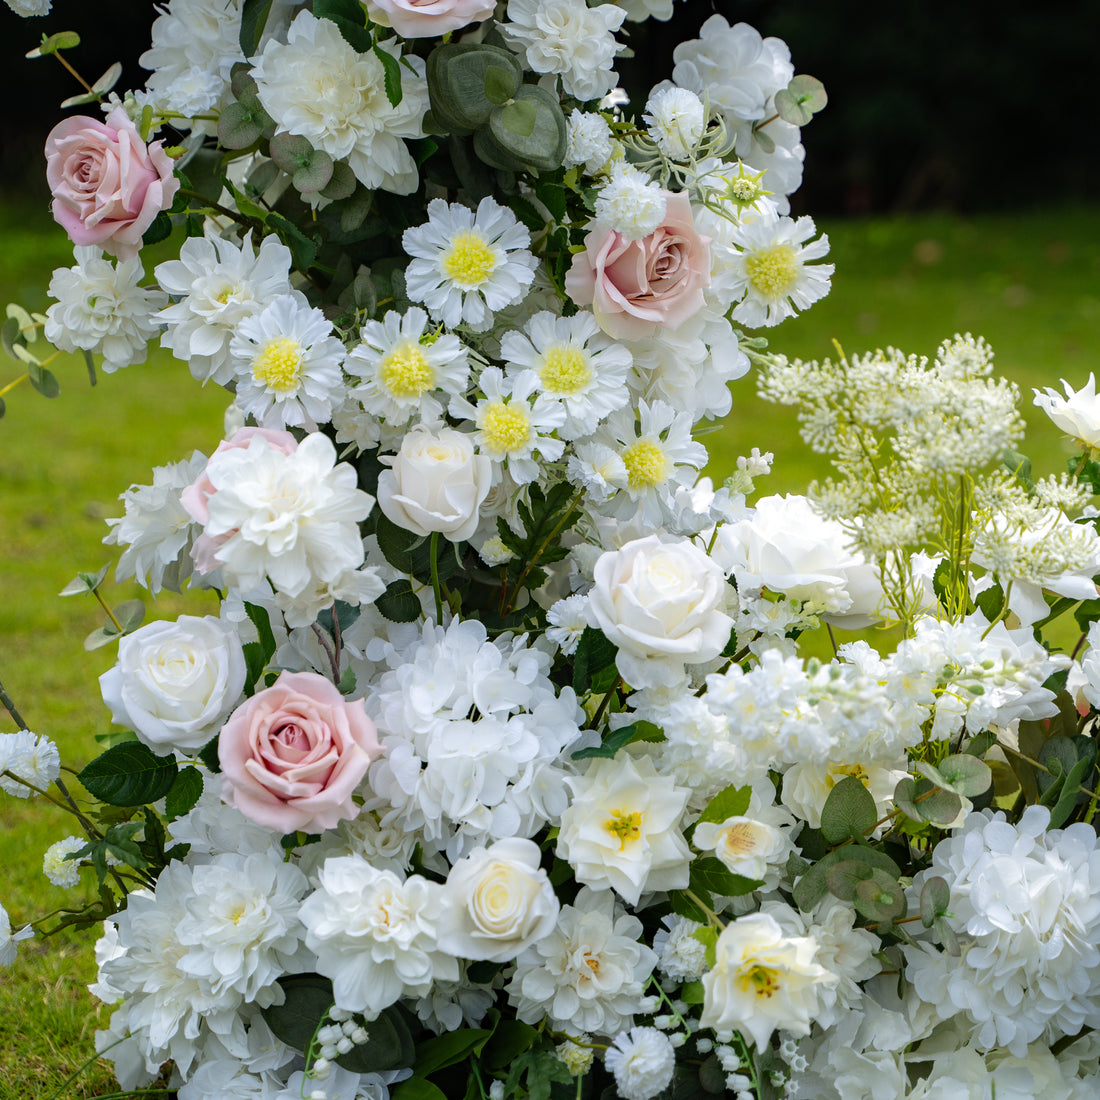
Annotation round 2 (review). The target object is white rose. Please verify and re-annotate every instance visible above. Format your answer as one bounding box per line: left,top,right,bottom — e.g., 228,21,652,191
692,816,788,882
436,838,559,962
587,535,733,689
1033,374,1100,449
714,494,884,628
377,425,492,543
99,615,247,753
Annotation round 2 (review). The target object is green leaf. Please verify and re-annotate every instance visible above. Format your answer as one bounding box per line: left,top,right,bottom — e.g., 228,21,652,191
484,64,517,106
965,730,998,757
84,624,121,650
314,0,374,52
392,1081,447,1100
27,361,60,399
571,720,664,761
1,315,23,360
482,1018,537,1071
486,85,567,171
78,742,179,807
974,582,1004,621
164,766,204,821
792,845,900,912
27,30,81,59
217,101,267,150
535,177,568,223
321,161,357,202
668,888,711,924
819,775,877,845
498,98,537,138
59,564,109,597
691,855,762,899
1049,752,1095,828
267,212,318,273
571,628,618,695
927,753,992,798
92,62,123,96
774,74,827,125
695,784,752,828
83,349,97,386
853,872,906,923
1003,447,1034,491
242,642,266,696
268,132,317,173
198,733,221,774
426,43,522,135
337,1005,416,1073
413,1029,492,1077
1038,736,1078,795
1074,597,1100,632
239,0,275,57
376,579,422,623
112,599,146,634
374,44,404,108
507,194,545,234
262,974,334,1053
919,875,951,927
681,980,705,1005
932,558,952,607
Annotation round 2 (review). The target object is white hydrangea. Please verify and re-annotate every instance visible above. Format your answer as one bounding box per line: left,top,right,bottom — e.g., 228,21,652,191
299,856,459,1016
44,247,166,372
605,1027,676,1100
155,232,296,386
502,0,626,103
593,164,668,241
0,730,61,797
42,835,85,888
251,11,429,194
564,109,616,175
905,806,1100,1056
506,886,656,1035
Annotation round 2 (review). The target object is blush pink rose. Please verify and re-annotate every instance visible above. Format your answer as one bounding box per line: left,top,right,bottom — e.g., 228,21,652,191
364,0,495,37
218,671,382,833
45,107,179,260
182,428,299,574
565,191,711,340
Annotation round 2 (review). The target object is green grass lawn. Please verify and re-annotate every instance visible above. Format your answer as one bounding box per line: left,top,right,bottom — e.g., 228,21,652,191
1,202,1098,1097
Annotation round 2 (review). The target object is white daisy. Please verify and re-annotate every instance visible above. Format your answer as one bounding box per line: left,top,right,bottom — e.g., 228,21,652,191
346,307,469,427
403,197,538,332
229,295,347,431
450,367,565,484
728,213,833,328
501,311,632,440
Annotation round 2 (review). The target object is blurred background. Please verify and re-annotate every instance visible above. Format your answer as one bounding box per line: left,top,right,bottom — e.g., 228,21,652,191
1,2,1099,1094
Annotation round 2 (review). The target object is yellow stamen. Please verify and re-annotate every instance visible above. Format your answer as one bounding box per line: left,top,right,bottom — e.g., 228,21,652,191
252,337,303,393
480,400,530,454
379,340,434,398
744,243,799,298
539,344,592,395
606,809,643,849
622,440,668,488
443,230,497,287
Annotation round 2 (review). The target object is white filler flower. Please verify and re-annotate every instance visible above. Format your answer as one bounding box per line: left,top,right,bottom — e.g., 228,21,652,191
403,197,538,331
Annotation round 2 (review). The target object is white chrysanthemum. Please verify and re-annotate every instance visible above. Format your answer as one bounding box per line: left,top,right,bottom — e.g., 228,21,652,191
727,213,833,327
0,901,33,967
44,247,166,372
546,594,589,656
155,232,295,385
299,856,459,1016
502,0,626,102
904,806,1100,1056
558,754,691,905
176,853,310,1004
594,164,668,240
104,450,207,593
605,1027,676,1100
501,311,632,439
0,730,61,797
140,0,256,131
644,86,707,162
43,835,85,888
347,307,469,426
403,197,538,331
564,108,616,174
653,915,707,982
251,11,429,194
1034,374,1100,450
199,432,374,599
450,367,565,484
506,886,656,1035
228,294,346,430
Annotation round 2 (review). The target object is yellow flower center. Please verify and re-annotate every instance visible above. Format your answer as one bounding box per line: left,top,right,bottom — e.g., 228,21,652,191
830,763,869,788
539,344,592,395
622,440,669,488
605,809,643,849
744,243,799,298
443,230,497,288
722,822,760,856
741,964,780,999
379,340,434,399
252,337,303,393
727,177,763,203
481,400,531,454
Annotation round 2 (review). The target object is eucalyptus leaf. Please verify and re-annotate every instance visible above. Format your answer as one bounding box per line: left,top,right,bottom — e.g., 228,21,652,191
427,43,523,134
217,101,265,150
92,62,123,95
819,774,877,844
853,873,906,923
1,315,23,360
486,85,566,171
27,30,81,59
112,599,146,633
792,845,900,912
919,875,951,927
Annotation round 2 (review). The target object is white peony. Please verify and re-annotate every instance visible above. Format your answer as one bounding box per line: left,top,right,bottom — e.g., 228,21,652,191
587,534,734,689
437,838,559,962
300,855,459,1016
558,754,692,905
99,615,246,753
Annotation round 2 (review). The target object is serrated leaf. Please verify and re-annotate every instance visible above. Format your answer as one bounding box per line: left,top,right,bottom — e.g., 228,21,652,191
314,0,374,52
78,742,179,807
198,733,221,774
571,721,664,761
164,765,204,821
507,194,544,234
974,582,1004,621
571,627,618,696
374,44,404,109
375,579,422,623
819,775,877,844
695,784,752,828
267,212,318,273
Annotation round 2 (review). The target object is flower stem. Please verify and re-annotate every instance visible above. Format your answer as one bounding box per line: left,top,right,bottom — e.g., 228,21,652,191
0,674,29,729
53,50,93,93
93,588,124,634
430,531,444,624
0,372,28,399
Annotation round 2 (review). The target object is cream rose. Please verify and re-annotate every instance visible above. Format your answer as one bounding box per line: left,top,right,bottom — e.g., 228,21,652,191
437,838,559,962
99,615,247,754
565,191,710,340
376,425,492,543
364,0,495,37
587,535,734,689
218,671,382,834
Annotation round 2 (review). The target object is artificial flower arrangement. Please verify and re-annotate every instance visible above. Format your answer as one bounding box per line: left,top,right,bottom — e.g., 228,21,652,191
2,2,1100,1098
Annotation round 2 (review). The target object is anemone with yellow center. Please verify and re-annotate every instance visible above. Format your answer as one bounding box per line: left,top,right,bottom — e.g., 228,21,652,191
744,242,801,301
539,344,593,396
622,439,669,489
442,230,498,288
479,400,532,456
252,337,304,393
378,340,435,399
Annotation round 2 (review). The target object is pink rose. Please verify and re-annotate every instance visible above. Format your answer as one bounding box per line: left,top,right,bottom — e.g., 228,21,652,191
364,0,495,37
45,107,179,260
182,428,298,574
565,192,711,340
218,671,382,833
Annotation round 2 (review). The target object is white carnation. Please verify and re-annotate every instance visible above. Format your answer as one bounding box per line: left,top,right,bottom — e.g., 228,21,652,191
0,730,61,797
605,1027,676,1100
594,165,668,241
643,86,706,162
43,835,85,888
564,109,616,175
